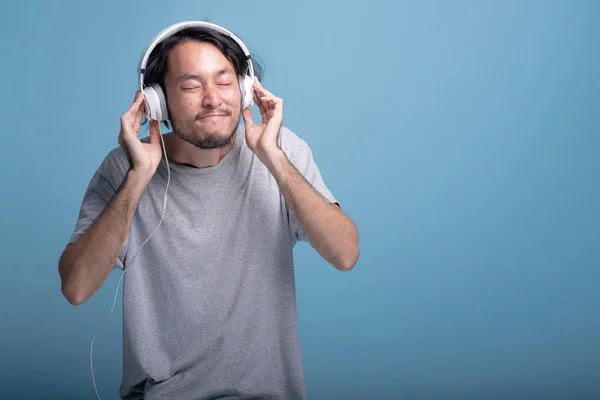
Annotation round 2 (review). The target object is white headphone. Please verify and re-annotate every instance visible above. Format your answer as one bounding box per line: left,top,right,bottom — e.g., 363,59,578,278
137,21,255,121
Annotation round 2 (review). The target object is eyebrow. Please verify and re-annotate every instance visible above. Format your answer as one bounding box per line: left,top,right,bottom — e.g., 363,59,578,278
176,68,234,83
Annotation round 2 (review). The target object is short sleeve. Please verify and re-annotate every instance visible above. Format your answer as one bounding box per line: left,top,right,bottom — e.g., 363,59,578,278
278,127,339,243
67,148,131,271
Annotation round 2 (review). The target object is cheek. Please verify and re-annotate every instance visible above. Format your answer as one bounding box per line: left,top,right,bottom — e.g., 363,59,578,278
171,95,199,113
222,88,242,106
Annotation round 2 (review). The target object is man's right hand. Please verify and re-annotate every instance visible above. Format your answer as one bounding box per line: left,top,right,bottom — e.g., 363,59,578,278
118,91,163,178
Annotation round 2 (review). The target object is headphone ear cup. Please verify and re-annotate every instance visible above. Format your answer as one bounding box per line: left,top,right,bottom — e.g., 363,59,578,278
143,84,168,121
240,75,254,109
154,84,168,121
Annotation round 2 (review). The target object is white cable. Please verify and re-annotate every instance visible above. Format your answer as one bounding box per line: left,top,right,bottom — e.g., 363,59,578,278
90,128,170,400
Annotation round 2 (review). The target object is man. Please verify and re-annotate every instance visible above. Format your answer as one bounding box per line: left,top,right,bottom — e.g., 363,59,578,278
59,23,359,400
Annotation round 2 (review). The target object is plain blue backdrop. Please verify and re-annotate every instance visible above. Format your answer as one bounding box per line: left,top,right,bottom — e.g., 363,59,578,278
1,0,598,399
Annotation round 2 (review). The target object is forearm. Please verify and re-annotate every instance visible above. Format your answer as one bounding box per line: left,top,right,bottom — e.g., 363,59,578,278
265,150,359,271
59,170,150,305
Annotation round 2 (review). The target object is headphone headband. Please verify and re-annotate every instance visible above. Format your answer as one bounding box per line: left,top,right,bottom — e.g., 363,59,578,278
137,21,254,92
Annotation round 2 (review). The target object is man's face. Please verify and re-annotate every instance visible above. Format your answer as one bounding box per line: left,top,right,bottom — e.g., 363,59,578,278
164,40,242,149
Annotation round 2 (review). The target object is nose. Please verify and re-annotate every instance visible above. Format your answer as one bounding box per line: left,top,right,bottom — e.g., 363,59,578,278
202,84,222,108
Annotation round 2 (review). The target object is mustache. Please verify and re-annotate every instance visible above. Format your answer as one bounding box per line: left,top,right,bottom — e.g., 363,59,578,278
196,109,232,119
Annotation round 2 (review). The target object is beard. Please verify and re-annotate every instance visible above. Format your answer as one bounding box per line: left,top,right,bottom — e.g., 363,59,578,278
170,109,240,149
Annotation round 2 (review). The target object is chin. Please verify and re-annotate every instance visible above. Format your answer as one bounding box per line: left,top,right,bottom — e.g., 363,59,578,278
171,114,239,149
183,129,236,149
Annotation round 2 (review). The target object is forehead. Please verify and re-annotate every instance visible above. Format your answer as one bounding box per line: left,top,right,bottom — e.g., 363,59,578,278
166,40,235,74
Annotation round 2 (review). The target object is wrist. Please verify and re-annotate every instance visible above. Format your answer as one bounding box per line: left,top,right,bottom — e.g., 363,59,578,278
258,147,286,171
127,168,153,188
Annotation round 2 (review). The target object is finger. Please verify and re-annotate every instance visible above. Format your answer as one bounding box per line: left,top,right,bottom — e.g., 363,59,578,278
260,96,282,110
253,91,265,112
132,91,145,108
133,101,144,128
122,96,144,126
254,92,270,121
252,80,273,97
242,108,254,134
149,120,161,146
124,100,145,130
265,108,280,121
127,92,145,117
133,94,146,125
256,96,269,120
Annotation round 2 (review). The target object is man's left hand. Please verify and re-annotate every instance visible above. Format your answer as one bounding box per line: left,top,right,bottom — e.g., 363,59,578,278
242,78,284,164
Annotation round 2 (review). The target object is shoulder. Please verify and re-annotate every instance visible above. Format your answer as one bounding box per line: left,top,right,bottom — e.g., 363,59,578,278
277,126,314,166
278,125,308,149
94,145,131,188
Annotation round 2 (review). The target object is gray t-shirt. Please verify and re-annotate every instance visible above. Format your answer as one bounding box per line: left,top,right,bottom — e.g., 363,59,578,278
68,124,337,400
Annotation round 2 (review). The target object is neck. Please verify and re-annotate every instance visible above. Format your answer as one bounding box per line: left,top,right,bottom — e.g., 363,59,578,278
164,131,237,169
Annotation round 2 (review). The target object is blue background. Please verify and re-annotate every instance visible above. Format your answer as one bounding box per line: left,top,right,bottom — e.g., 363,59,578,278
1,0,598,399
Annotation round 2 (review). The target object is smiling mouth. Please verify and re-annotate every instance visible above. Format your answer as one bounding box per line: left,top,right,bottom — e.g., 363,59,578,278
198,114,227,120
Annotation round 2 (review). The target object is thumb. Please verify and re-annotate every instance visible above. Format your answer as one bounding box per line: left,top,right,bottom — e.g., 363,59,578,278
242,108,254,135
149,120,161,147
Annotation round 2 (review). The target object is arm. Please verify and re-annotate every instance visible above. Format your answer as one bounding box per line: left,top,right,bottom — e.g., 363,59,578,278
264,150,359,271
59,91,162,305
59,170,150,305
242,78,359,271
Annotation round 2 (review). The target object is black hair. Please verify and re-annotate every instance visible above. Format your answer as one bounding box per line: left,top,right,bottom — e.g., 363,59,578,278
142,24,264,129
